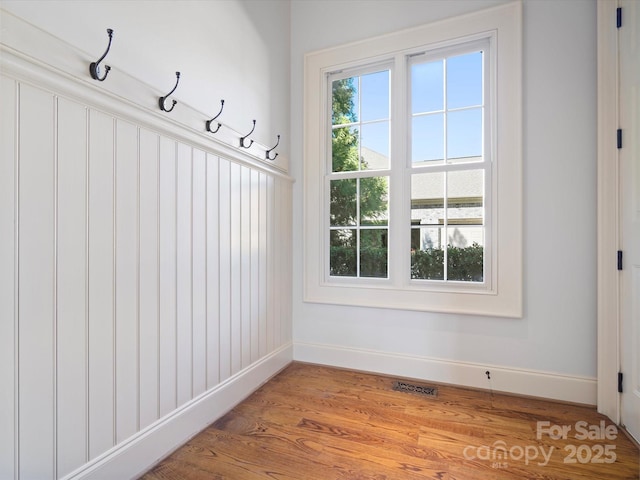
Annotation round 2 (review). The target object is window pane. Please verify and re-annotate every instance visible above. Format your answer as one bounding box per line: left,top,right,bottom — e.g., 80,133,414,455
412,113,444,163
447,108,482,161
447,170,484,282
360,176,388,226
411,225,443,250
447,51,483,109
361,122,389,170
412,60,443,113
411,228,444,280
332,77,358,125
447,169,484,217
330,229,356,277
411,171,445,221
448,226,484,248
360,229,388,278
332,126,359,172
411,171,445,279
330,178,357,226
447,236,484,281
360,70,389,122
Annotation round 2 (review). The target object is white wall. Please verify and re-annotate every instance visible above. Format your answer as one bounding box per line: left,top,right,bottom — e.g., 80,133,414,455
0,2,292,479
291,0,598,401
0,0,290,167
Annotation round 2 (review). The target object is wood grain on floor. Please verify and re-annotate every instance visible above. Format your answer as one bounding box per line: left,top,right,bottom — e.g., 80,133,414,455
141,362,640,480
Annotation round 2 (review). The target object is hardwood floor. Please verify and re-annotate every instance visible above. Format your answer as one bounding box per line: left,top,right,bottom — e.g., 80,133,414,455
141,362,639,480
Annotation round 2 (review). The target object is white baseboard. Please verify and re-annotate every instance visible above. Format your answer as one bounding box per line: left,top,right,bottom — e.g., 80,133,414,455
63,343,293,480
293,342,596,405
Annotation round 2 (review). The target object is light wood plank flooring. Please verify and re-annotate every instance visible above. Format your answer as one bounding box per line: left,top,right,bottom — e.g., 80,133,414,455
141,362,639,479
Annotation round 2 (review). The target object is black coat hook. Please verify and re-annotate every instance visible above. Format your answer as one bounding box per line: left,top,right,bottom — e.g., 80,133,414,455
205,100,225,134
265,135,280,160
239,120,256,148
89,28,114,81
159,72,181,112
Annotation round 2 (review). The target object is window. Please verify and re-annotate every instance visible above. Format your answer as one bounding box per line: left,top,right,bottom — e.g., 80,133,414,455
329,67,391,279
408,46,488,284
304,2,522,317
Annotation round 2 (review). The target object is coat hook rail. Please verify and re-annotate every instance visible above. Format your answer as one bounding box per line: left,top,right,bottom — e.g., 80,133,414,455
89,28,114,81
159,72,181,112
239,119,256,148
265,134,280,160
206,99,225,134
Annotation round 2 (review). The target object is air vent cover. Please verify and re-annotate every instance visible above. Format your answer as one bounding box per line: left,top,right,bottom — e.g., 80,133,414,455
392,381,437,397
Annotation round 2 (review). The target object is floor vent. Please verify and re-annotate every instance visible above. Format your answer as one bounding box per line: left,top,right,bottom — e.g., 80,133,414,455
392,381,438,398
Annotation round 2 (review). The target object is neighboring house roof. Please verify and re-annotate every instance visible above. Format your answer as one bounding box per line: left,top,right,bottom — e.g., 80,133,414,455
360,147,483,204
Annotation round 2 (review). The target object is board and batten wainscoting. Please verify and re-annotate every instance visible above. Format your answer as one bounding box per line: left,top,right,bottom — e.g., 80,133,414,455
0,14,293,480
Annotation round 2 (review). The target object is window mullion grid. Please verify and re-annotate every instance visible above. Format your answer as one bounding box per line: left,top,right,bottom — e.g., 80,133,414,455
327,40,489,286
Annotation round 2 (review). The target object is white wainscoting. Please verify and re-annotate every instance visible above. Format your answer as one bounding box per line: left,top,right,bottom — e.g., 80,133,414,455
0,49,293,480
65,345,292,480
294,342,597,406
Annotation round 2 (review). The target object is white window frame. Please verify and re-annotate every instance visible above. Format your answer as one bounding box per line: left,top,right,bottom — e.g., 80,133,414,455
405,37,492,292
303,1,522,317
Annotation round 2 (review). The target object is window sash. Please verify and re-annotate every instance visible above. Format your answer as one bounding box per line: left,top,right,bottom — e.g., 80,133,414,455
326,64,392,281
406,39,492,286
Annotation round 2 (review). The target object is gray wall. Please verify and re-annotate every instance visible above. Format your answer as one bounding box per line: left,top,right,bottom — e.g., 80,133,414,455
290,0,597,379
